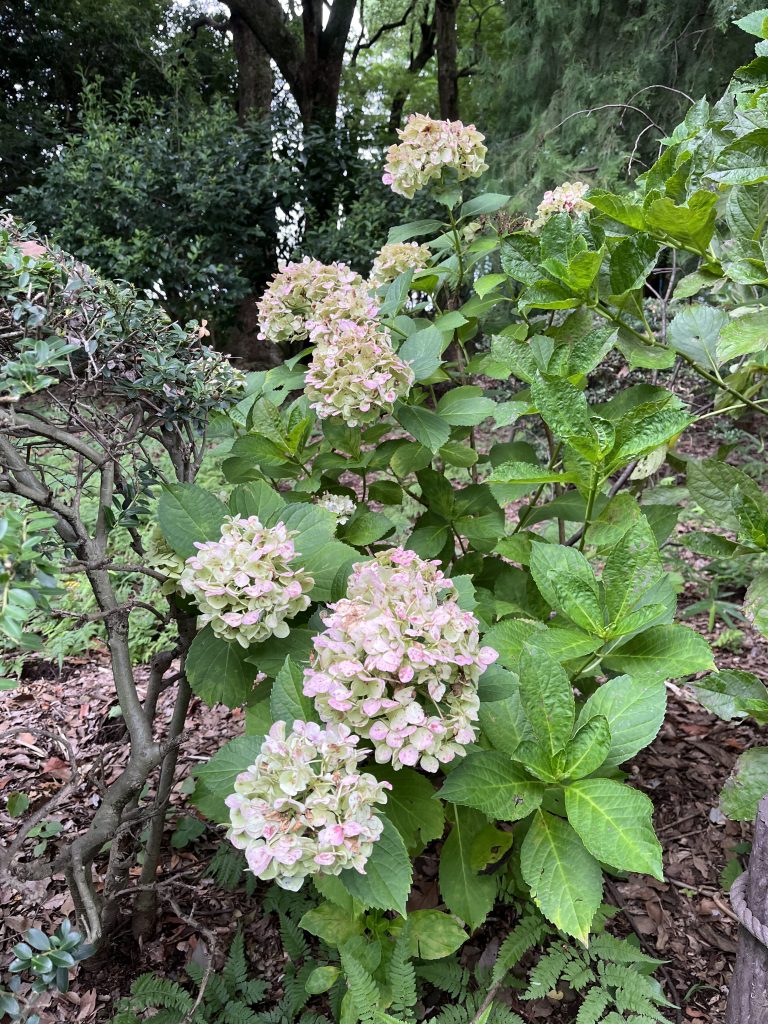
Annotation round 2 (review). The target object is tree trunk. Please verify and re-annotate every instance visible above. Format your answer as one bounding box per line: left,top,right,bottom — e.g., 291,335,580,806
230,12,273,122
435,0,460,120
727,794,768,1021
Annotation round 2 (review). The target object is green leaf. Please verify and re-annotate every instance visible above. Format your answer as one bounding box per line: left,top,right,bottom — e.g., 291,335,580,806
186,626,258,708
478,690,532,756
301,903,362,946
644,191,718,253
158,484,228,558
565,778,663,880
735,8,768,37
369,766,444,855
191,736,264,822
488,461,576,486
398,325,445,382
394,403,451,453
228,481,286,522
608,234,660,295
745,570,768,638
7,792,29,817
709,129,768,186
439,807,496,930
603,625,714,683
305,966,341,995
461,193,510,217
518,644,575,755
577,676,666,766
588,190,645,230
439,750,546,820
718,310,768,362
530,376,598,459
720,747,768,820
407,911,468,959
436,386,496,426
339,816,412,916
474,273,507,297
687,459,763,527
601,516,662,626
245,626,316,677
387,219,444,244
559,716,611,780
341,511,394,547
270,656,315,725
529,543,603,634
520,811,603,944
668,305,728,369
693,670,768,723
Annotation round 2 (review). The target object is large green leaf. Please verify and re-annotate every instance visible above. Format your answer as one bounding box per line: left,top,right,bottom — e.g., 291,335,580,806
577,676,666,765
488,461,577,486
530,376,598,459
745,570,768,638
518,644,575,755
186,625,258,708
478,690,533,756
529,543,603,634
338,816,412,916
270,655,316,725
191,735,264,822
370,766,445,855
407,911,468,960
668,305,727,369
718,310,768,362
245,626,316,676
398,325,445,382
720,747,768,820
644,191,718,253
603,625,714,683
520,811,603,944
394,403,451,452
565,778,663,880
709,129,768,186
387,219,444,244
687,459,763,526
438,807,496,930
692,670,768,723
158,484,228,558
558,716,611,780
228,480,286,522
439,750,545,820
608,234,660,296
601,516,662,626
588,190,646,230
436,385,497,426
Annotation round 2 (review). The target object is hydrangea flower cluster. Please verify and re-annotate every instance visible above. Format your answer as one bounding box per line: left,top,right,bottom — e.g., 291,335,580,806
382,114,488,199
531,181,593,230
178,515,313,647
226,720,391,890
303,548,498,772
369,241,432,289
145,525,187,595
256,258,377,347
304,318,414,428
317,492,356,524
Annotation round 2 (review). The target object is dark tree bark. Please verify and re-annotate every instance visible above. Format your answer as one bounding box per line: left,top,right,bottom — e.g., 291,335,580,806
230,12,273,122
435,0,460,119
727,794,768,1021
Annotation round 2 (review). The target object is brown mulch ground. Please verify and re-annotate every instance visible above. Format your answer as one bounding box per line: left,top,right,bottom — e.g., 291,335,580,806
1,635,765,1023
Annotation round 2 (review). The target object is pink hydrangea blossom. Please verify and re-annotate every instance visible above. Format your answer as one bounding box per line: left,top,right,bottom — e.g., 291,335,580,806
303,548,498,772
382,114,488,199
256,258,377,346
531,181,593,230
178,515,313,646
369,241,432,289
304,318,414,428
226,720,391,890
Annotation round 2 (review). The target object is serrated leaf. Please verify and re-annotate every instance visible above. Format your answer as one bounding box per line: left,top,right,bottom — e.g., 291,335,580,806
577,676,666,765
559,716,611,780
387,219,444,244
692,670,768,723
529,543,603,634
394,403,451,452
436,386,496,426
270,656,315,724
602,516,663,626
709,129,768,186
439,750,545,820
668,305,728,370
186,626,257,708
720,747,768,820
565,778,663,879
192,736,264,822
520,811,603,944
339,816,412,916
439,807,496,930
603,625,714,683
488,461,576,485
478,689,532,756
369,766,444,855
745,570,768,638
518,644,575,755
158,484,228,558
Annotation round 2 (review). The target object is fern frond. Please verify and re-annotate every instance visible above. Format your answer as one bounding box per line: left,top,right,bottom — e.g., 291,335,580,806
128,973,194,1013
242,979,269,1005
279,911,310,963
224,930,249,995
598,962,669,1019
222,999,263,1024
523,947,570,1000
491,912,550,986
340,946,381,1024
575,987,611,1024
206,844,248,891
487,1005,525,1024
562,955,593,992
388,924,417,1020
589,933,662,971
417,960,470,1000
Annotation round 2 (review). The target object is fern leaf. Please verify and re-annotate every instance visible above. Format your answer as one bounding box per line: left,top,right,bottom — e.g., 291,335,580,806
388,924,417,1020
416,960,470,1000
280,911,310,963
340,946,381,1024
224,930,249,995
242,979,269,1005
487,1007,525,1024
222,1001,263,1024
562,955,593,992
575,987,611,1024
491,913,550,986
589,933,662,970
523,947,570,1001
129,973,194,1013
206,845,248,891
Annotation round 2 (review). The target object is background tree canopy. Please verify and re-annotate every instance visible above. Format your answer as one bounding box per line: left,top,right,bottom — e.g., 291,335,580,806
2,0,759,353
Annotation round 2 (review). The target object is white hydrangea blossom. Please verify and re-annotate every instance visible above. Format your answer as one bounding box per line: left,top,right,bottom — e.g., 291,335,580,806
369,241,432,289
145,525,187,596
178,515,313,647
383,114,488,199
317,492,356,525
226,719,391,890
256,258,377,347
304,318,414,428
531,181,593,230
303,548,498,772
